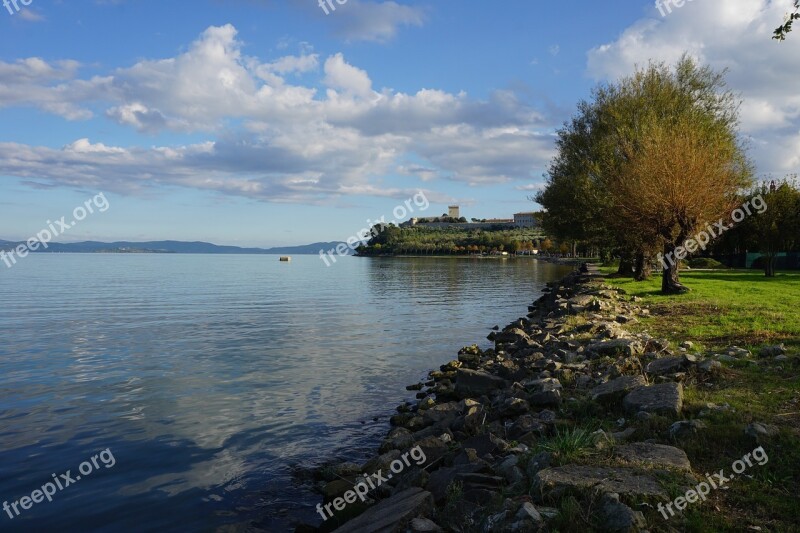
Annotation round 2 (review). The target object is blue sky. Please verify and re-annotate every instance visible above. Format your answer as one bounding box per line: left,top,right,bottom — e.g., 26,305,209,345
1,0,798,247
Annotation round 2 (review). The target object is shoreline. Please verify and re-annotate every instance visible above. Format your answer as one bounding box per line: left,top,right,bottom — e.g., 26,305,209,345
299,264,788,532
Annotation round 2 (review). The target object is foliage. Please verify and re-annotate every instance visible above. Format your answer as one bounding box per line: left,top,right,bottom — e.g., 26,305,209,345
356,225,546,256
537,55,752,293
774,0,800,40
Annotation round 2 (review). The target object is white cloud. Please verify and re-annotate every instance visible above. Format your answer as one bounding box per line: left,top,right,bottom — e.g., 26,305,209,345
587,0,800,175
0,24,555,203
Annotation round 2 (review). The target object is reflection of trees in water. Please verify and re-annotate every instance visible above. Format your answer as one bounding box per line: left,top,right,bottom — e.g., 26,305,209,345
365,257,572,316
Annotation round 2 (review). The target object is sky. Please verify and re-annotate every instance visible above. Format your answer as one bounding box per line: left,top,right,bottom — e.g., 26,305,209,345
0,0,798,247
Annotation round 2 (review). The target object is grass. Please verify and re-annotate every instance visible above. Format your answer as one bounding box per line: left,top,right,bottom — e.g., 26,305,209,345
593,268,800,532
601,269,800,353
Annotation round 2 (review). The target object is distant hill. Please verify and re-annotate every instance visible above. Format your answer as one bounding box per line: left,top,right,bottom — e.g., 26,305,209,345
0,240,358,255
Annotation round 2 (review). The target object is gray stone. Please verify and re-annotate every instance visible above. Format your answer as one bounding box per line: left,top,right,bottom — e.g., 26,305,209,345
332,487,434,533
623,383,683,417
727,346,752,358
698,359,722,373
645,356,686,376
410,517,443,532
597,493,647,533
495,328,530,344
591,375,647,402
534,465,665,499
745,422,779,439
668,419,707,439
529,388,562,407
614,442,691,471
760,344,786,358
515,501,543,523
455,368,506,398
363,450,402,475
587,338,644,358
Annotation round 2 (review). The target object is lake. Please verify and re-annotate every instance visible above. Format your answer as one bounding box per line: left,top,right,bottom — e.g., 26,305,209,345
0,254,572,531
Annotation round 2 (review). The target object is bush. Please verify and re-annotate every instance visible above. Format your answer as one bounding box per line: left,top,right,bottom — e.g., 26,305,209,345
688,257,728,269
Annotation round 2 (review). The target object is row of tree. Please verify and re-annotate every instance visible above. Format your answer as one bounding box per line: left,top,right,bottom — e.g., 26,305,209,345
536,55,784,293
356,226,546,256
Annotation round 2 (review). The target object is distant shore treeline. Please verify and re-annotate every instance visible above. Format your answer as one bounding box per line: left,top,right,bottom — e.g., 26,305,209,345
0,240,354,256
355,225,549,256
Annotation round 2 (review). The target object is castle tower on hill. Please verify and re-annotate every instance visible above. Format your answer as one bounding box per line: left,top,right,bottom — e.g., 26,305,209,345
448,205,460,218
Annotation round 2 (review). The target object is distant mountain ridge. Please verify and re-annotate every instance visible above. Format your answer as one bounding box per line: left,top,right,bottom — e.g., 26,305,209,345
0,240,356,255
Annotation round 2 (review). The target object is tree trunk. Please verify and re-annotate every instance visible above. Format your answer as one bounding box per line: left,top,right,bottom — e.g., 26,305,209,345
617,255,635,277
634,250,652,281
661,242,690,294
765,253,776,277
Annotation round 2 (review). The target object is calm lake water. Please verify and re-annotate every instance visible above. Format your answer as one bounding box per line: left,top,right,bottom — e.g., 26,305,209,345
0,254,572,532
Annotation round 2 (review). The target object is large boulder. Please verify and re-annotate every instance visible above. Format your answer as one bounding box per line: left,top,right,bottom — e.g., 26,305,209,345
591,375,647,402
614,442,692,472
623,383,683,417
454,369,506,398
587,338,644,358
534,465,665,499
333,487,434,533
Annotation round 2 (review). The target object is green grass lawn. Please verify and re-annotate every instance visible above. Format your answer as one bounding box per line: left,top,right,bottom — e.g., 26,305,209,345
602,269,800,353
593,268,800,532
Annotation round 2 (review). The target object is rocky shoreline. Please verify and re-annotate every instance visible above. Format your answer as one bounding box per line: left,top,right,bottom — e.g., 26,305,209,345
302,264,783,532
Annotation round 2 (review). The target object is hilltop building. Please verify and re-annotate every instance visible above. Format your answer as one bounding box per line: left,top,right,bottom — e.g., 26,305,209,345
514,212,538,228
448,205,460,218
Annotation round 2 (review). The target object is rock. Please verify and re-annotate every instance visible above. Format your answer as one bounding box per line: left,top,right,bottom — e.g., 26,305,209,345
455,369,506,398
668,419,708,439
422,402,461,425
745,422,779,439
410,518,443,532
623,383,683,417
495,328,530,344
326,462,363,480
515,501,543,523
597,493,647,533
760,344,786,358
461,433,510,458
610,427,637,442
324,479,355,502
727,346,752,358
679,341,694,350
645,356,687,376
614,442,692,471
332,487,434,533
425,465,484,504
591,375,647,402
775,354,790,362
363,450,402,476
529,388,562,407
525,451,552,478
586,338,644,358
534,465,666,499
698,359,722,373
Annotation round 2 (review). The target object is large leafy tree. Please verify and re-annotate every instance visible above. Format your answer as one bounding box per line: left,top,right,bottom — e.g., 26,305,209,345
751,180,800,276
537,55,752,294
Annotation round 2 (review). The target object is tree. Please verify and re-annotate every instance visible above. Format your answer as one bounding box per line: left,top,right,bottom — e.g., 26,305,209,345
774,0,800,40
536,55,752,293
751,180,800,276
